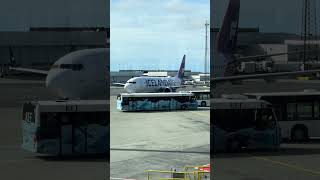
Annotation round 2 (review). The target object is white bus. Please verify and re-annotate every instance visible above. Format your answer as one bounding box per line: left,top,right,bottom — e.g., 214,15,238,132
21,100,109,155
212,96,280,152
117,92,198,111
244,90,320,141
189,90,210,107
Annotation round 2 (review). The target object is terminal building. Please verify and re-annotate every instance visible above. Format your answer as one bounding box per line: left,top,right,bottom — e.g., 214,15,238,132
0,0,109,67
0,27,109,67
211,27,320,72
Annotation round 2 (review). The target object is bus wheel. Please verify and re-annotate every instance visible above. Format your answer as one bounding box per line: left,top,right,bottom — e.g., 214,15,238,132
291,126,308,142
201,101,206,107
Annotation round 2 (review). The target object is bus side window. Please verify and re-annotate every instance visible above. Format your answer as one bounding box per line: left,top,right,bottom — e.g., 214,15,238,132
122,97,128,105
40,112,59,128
83,112,107,125
314,101,319,119
297,102,313,120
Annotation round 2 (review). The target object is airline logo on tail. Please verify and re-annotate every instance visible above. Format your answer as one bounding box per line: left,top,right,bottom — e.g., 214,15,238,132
216,0,240,55
176,55,185,80
214,0,240,77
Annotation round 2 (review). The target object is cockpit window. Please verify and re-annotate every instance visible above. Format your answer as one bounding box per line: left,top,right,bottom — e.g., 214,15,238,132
59,64,83,71
127,81,136,84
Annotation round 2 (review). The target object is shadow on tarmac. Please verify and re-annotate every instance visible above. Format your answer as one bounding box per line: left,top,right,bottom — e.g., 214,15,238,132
37,154,109,162
121,108,209,113
111,148,209,154
212,140,320,158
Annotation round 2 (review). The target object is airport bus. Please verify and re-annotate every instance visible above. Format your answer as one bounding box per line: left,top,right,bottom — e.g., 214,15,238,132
212,96,280,152
21,100,109,155
189,90,210,107
244,90,320,141
116,92,198,111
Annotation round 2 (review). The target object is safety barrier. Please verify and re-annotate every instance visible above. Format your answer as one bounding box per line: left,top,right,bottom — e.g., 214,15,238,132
146,164,210,180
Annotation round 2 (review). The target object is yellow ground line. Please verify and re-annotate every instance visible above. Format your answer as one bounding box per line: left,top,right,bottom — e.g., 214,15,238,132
254,156,320,176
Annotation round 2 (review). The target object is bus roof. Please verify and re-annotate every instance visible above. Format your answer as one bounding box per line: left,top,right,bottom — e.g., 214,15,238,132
212,98,271,109
243,90,320,98
120,92,194,97
27,100,109,112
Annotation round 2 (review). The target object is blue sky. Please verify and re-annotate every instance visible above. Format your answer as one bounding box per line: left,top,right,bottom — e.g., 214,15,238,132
110,0,210,72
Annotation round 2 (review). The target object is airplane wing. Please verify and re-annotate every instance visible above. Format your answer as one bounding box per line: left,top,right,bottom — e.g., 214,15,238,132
9,67,49,75
235,50,311,62
212,69,320,82
112,82,126,86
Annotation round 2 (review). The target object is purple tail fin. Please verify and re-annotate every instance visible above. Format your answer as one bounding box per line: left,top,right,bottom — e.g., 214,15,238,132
215,0,240,55
176,55,185,79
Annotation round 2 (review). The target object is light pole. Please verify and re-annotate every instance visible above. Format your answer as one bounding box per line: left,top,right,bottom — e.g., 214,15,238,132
205,21,209,75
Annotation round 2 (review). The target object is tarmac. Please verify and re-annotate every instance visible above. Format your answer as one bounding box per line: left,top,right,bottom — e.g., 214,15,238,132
110,86,210,180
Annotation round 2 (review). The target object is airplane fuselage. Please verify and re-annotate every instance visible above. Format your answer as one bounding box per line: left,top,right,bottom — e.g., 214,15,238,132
124,76,181,93
46,48,109,99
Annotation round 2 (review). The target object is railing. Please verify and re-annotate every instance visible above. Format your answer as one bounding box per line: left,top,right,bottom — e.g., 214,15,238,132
146,167,210,180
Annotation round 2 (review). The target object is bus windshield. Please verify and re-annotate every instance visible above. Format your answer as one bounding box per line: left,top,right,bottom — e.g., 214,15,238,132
212,98,280,152
214,108,275,132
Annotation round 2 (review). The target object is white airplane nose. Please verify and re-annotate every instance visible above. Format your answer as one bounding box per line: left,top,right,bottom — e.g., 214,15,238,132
46,70,65,97
46,73,56,89
124,83,134,93
124,83,129,92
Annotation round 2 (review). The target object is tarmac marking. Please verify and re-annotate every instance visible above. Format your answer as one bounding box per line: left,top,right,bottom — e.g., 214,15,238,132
112,132,209,149
0,158,39,163
188,111,210,118
110,177,136,180
254,156,320,176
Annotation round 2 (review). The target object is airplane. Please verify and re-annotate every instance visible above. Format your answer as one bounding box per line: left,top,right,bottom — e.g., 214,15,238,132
115,55,186,93
10,48,109,99
211,0,320,83
9,0,320,100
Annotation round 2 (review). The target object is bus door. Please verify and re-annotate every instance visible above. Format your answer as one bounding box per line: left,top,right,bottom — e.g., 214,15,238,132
72,112,87,154
37,112,60,154
60,114,88,154
60,113,73,154
64,104,88,154
253,108,279,149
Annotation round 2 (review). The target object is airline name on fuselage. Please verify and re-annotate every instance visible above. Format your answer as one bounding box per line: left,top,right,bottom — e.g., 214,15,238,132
145,79,175,87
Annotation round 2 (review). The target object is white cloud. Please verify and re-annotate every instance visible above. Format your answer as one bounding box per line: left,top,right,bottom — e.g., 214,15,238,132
111,0,210,72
